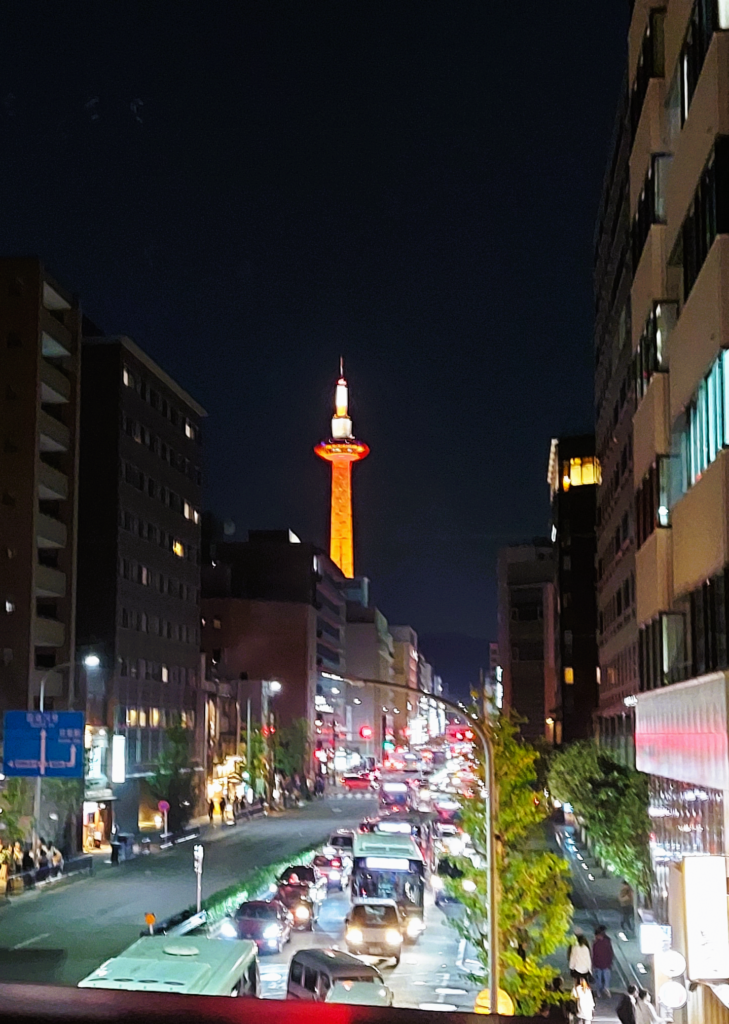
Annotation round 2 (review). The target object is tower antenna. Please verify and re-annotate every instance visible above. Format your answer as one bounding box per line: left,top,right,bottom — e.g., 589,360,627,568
339,355,344,378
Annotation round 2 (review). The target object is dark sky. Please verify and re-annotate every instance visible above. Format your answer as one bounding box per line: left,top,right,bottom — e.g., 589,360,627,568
2,2,628,694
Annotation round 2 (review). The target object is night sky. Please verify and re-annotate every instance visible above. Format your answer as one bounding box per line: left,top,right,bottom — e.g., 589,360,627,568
2,3,628,695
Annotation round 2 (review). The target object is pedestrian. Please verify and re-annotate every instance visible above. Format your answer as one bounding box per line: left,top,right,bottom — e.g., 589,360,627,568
542,976,570,1021
618,880,635,933
50,845,64,878
616,985,639,1024
220,795,227,822
37,844,50,883
21,846,35,889
569,933,592,982
635,989,665,1024
571,976,595,1022
208,798,215,824
592,925,614,997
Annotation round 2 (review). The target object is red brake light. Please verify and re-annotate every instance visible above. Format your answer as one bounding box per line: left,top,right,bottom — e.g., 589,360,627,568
332,858,341,867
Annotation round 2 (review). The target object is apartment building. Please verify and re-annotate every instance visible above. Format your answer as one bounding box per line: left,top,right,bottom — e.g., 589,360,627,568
76,336,205,832
0,258,82,717
546,436,600,743
616,3,729,1020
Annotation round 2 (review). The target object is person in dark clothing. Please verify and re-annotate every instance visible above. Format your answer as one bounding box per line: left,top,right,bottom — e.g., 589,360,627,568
21,848,35,888
219,795,227,822
541,976,570,1021
208,799,215,823
616,985,638,1024
592,925,614,997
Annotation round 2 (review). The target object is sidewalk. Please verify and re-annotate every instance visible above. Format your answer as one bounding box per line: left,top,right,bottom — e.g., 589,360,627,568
551,822,645,1021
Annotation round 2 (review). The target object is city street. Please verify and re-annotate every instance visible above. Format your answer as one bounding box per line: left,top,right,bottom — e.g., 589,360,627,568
258,884,479,1011
0,798,377,987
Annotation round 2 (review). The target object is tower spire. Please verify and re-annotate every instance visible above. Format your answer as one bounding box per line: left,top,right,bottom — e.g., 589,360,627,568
339,355,344,379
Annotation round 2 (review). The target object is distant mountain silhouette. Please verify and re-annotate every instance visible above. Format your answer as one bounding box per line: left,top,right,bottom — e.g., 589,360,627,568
418,633,494,701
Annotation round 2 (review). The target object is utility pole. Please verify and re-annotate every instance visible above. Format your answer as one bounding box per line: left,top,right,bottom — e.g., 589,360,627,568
193,843,204,913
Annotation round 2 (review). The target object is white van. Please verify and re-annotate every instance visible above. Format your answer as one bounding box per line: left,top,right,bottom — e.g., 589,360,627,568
287,948,392,1005
78,936,259,997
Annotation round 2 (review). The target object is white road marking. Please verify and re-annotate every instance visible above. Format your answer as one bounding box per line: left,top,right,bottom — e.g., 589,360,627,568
12,933,50,950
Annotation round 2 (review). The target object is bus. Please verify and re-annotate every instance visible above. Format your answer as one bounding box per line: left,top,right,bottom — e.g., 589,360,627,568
78,936,259,997
371,810,437,872
351,832,425,940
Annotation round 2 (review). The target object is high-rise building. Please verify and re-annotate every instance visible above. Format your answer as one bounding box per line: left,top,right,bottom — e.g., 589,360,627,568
344,600,395,756
0,258,82,717
497,541,556,742
546,436,600,743
594,39,639,763
76,335,205,833
604,6,729,1020
314,365,369,579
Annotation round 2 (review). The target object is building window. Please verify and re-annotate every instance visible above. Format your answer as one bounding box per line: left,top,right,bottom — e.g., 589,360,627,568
630,8,665,138
123,366,133,387
636,458,672,548
633,154,671,267
127,708,138,727
679,0,720,125
161,665,169,683
680,349,729,492
185,419,196,440
634,302,675,402
678,138,729,299
172,540,185,558
563,667,574,685
213,616,221,629
561,456,601,490
151,708,160,727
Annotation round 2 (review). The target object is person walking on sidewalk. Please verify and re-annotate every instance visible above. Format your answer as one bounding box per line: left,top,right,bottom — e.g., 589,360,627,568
616,984,639,1024
569,933,592,982
220,795,227,822
208,799,215,824
618,880,635,933
592,925,614,997
571,977,595,1022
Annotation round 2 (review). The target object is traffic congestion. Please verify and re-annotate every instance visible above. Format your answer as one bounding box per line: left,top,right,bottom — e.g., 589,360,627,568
77,742,482,1011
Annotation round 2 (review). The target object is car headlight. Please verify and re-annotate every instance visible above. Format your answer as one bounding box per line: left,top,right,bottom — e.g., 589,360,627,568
406,917,424,937
346,927,364,944
268,883,278,893
329,870,340,880
294,905,310,921
219,919,238,939
385,929,403,946
431,876,444,890
263,923,280,938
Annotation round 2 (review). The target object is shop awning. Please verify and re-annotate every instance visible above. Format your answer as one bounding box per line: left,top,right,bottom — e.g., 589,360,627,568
635,671,729,790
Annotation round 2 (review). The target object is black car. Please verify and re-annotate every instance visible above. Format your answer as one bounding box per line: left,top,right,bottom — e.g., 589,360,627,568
221,899,293,953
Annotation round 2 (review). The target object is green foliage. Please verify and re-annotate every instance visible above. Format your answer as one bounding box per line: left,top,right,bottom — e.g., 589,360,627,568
450,714,572,1017
149,726,197,831
42,778,84,849
273,718,310,781
0,777,30,843
240,726,267,793
548,740,651,893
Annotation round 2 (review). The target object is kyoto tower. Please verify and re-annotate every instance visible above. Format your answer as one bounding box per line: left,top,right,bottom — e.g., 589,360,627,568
314,362,369,578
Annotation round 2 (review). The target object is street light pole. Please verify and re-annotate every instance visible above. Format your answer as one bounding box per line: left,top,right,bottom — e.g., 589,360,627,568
346,675,499,1012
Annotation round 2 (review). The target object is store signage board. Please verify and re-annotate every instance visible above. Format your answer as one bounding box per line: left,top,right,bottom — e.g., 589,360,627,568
684,856,729,980
2,711,85,778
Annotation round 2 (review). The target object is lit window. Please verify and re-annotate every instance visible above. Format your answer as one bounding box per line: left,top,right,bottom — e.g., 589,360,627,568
127,708,138,727
564,667,574,685
562,457,601,489
185,419,195,440
184,501,193,520
138,709,147,728
5,600,14,613
161,665,169,683
213,617,221,629
123,366,133,387
151,707,160,727
173,540,184,558
180,711,188,728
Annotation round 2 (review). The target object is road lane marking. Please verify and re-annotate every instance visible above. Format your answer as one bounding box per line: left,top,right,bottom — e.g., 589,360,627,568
11,933,50,950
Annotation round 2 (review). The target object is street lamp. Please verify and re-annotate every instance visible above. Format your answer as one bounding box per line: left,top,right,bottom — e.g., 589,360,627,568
32,653,101,855
345,675,500,1013
262,680,282,805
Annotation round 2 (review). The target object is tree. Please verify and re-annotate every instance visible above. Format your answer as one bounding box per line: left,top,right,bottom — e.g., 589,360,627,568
450,714,573,1017
0,778,30,844
149,726,197,831
548,740,651,893
239,725,267,795
273,718,310,782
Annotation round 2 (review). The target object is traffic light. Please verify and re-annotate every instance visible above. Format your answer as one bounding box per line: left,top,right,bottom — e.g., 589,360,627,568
359,725,373,739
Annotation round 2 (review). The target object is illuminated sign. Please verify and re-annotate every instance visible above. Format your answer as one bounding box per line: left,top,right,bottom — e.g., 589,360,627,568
365,856,410,871
376,822,412,834
383,783,407,793
111,734,126,784
684,856,729,980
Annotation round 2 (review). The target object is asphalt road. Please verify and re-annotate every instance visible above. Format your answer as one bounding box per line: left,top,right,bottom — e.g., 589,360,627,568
0,797,377,987
258,884,479,1011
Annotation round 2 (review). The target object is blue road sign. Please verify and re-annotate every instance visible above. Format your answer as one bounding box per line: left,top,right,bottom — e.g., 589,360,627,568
2,711,85,778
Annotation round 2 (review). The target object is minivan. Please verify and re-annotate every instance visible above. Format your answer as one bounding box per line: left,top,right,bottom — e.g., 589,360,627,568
286,948,393,1005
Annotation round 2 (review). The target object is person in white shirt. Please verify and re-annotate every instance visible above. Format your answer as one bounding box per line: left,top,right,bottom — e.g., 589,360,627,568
635,989,665,1024
569,934,592,981
571,977,595,1022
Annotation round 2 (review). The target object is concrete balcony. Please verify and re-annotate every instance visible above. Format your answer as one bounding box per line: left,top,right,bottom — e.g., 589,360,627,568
633,372,670,484
631,224,668,350
39,359,71,404
36,513,67,549
34,616,65,648
40,307,72,357
37,461,68,501
636,529,672,626
669,237,729,421
672,451,729,598
38,409,70,453
630,78,668,216
35,565,66,598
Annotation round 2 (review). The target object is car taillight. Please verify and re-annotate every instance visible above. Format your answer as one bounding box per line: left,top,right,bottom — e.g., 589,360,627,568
332,859,341,867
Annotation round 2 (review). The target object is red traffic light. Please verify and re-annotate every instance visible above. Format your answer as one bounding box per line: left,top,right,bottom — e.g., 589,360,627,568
359,725,373,740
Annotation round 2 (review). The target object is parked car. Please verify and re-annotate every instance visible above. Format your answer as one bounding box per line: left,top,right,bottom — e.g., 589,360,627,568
313,852,351,891
220,899,292,953
345,898,406,965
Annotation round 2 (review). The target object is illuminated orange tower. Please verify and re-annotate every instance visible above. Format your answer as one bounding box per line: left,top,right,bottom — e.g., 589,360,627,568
314,362,369,578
